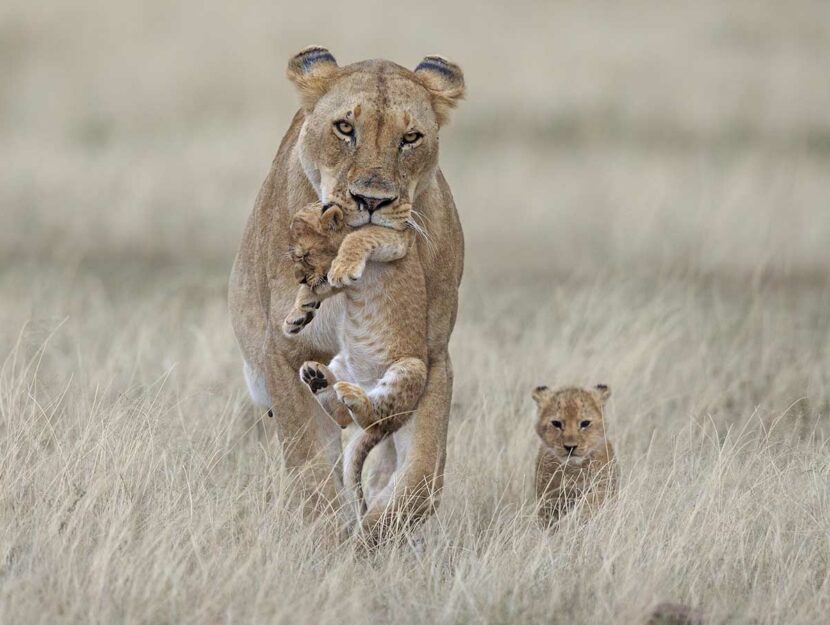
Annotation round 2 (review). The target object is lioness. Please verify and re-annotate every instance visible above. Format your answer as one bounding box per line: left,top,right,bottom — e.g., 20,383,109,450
281,201,428,521
533,384,617,526
228,47,464,539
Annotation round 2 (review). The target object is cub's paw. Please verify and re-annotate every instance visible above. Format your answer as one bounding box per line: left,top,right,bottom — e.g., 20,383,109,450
299,297,322,311
300,361,335,394
282,308,315,336
334,381,372,422
328,256,366,288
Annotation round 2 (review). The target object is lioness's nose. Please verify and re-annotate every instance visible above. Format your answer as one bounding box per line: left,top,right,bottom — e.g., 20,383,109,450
350,191,397,214
563,444,578,454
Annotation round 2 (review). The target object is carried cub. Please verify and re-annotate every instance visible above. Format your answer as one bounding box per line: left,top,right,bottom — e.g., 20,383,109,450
283,201,428,516
532,384,617,526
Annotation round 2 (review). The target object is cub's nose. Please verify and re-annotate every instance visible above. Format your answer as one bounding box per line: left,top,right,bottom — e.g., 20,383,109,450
563,444,578,454
350,192,397,214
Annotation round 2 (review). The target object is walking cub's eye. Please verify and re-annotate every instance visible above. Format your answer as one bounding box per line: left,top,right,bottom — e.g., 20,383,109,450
550,420,563,430
580,420,592,429
333,120,354,138
401,131,423,147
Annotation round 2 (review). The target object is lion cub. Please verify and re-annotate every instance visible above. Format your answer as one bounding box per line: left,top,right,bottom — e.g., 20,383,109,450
532,384,617,526
283,201,428,515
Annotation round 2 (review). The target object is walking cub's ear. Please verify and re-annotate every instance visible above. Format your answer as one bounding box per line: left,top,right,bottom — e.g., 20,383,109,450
287,46,340,110
414,55,465,126
532,385,552,406
319,203,344,232
594,384,611,405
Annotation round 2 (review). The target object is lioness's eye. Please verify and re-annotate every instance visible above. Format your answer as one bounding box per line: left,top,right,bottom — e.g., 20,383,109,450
334,120,354,136
580,420,591,429
551,420,563,429
401,131,422,146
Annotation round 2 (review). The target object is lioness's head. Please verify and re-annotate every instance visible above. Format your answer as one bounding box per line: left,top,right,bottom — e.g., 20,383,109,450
287,46,464,231
532,385,611,465
288,202,346,293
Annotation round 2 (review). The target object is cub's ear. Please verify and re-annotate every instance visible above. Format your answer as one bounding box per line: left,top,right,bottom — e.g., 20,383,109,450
319,203,344,232
532,385,552,405
594,384,611,405
414,55,465,126
287,46,339,110
289,209,319,238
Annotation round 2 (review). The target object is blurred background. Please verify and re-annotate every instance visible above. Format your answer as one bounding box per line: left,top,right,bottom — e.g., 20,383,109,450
2,0,829,276
2,3,830,622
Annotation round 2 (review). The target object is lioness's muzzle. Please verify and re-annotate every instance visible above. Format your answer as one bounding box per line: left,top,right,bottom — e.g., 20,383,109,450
349,191,398,214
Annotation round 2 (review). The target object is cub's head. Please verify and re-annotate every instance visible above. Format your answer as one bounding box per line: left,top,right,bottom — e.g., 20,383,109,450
532,385,611,465
288,202,346,293
287,46,464,231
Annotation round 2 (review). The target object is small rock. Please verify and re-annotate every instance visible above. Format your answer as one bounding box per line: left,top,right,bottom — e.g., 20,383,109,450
647,602,703,625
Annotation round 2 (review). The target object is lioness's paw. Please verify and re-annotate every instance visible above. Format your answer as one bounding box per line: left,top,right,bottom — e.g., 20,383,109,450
300,361,335,394
282,308,315,337
334,381,372,420
328,256,366,288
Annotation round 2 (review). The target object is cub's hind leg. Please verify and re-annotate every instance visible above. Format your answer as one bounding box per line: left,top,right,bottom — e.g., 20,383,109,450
282,285,323,336
300,358,352,428
334,357,427,431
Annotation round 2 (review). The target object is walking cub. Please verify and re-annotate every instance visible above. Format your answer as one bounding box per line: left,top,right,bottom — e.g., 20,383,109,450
283,201,428,516
532,384,617,526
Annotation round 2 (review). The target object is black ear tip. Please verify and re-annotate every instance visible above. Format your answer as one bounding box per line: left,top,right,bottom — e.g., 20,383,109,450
415,55,461,79
596,384,608,391
534,385,549,393
422,55,450,66
298,45,330,55
290,46,337,73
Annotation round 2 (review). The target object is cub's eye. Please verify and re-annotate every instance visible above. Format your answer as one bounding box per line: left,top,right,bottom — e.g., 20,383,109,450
333,120,354,137
551,420,563,430
401,131,423,146
580,420,592,429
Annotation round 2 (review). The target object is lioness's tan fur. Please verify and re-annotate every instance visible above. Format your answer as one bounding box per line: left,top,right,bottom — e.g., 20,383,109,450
228,47,464,540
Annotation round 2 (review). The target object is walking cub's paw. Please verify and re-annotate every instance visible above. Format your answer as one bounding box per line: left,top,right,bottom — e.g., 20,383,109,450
334,381,372,420
300,361,335,394
327,255,366,288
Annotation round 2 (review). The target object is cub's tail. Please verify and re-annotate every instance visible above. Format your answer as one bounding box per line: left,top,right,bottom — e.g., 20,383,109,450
346,428,387,515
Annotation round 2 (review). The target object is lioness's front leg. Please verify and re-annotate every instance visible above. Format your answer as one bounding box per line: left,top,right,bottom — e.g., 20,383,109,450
262,350,344,524
328,226,412,288
360,353,453,545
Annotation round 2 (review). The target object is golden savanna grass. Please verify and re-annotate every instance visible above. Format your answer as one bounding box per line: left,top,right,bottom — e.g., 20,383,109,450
1,1,829,623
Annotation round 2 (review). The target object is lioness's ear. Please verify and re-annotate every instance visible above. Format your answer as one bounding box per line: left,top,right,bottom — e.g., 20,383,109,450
594,384,611,405
287,46,339,110
319,204,344,232
414,55,465,126
532,385,552,406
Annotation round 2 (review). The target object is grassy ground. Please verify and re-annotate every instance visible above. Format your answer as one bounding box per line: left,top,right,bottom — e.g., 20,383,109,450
1,1,829,623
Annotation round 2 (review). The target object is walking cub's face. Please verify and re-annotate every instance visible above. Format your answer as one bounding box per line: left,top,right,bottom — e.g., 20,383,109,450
288,202,346,293
532,385,611,466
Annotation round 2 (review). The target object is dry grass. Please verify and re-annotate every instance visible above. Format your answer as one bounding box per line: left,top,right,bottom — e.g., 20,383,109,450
1,1,829,624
